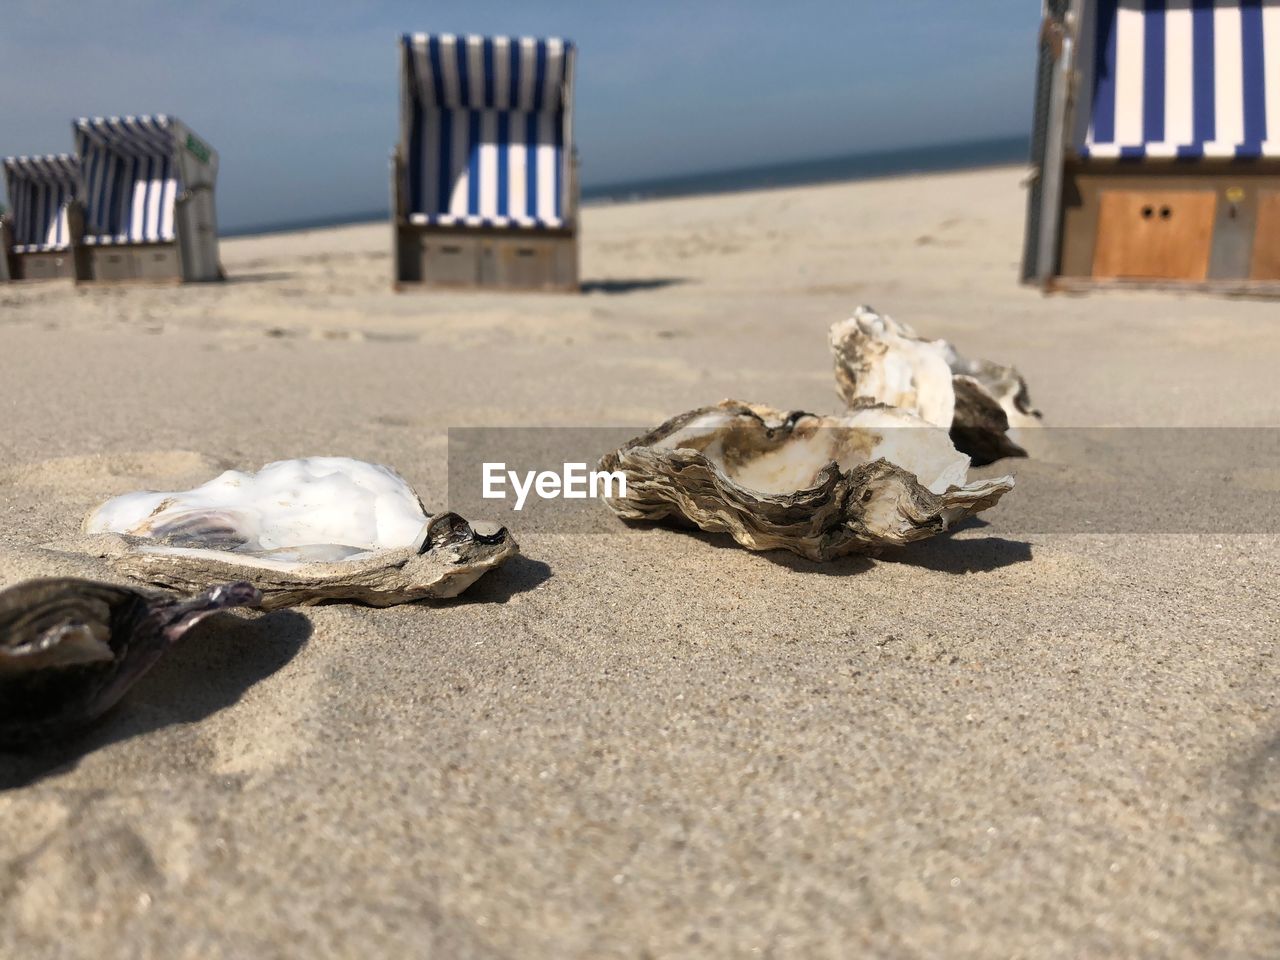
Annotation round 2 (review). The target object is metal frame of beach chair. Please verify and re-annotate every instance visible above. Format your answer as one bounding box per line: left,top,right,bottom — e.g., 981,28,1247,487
1024,0,1280,293
392,33,580,291
70,115,223,284
1,154,80,282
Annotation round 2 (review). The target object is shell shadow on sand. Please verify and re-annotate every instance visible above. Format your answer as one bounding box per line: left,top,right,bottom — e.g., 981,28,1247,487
0,608,311,791
665,522,1032,576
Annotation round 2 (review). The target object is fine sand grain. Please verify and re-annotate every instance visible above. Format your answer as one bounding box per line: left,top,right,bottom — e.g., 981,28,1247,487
1,167,1278,959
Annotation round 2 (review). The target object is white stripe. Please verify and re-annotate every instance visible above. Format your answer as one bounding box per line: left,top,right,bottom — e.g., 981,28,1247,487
1113,1,1146,146
1263,1,1280,152
536,112,556,222
478,111,498,218
146,167,163,241
130,176,148,242
493,37,511,109
413,39,435,105
518,38,537,111
160,178,176,241
439,34,461,107
544,39,565,111
508,118,527,218
1211,0,1245,150
448,110,469,217
466,36,485,108
1165,3,1195,148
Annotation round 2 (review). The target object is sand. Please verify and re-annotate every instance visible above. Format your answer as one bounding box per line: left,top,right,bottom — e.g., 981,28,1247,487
0,167,1277,958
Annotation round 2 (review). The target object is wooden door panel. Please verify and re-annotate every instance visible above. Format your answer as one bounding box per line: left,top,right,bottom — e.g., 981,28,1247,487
1092,190,1217,281
1250,191,1280,280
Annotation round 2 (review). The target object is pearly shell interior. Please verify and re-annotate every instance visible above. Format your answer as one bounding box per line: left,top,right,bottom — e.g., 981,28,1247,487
84,457,432,568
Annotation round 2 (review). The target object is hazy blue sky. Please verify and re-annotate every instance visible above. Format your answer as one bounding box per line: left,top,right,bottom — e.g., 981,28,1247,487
0,1,1039,231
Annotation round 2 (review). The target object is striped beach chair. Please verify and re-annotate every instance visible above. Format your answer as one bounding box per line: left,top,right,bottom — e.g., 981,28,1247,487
1025,0,1280,290
1,154,79,281
393,33,579,290
73,115,222,283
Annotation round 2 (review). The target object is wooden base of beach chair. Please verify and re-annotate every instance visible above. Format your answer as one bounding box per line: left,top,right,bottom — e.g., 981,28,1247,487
394,226,579,292
75,243,184,284
5,250,76,282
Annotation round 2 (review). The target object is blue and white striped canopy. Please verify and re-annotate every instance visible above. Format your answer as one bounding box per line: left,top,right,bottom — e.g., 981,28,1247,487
402,33,574,228
2,154,79,252
1081,0,1280,159
75,115,181,245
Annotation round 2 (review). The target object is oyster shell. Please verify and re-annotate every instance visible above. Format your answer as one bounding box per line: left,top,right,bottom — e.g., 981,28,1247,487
598,400,1013,561
0,578,260,747
829,306,1041,465
81,457,517,610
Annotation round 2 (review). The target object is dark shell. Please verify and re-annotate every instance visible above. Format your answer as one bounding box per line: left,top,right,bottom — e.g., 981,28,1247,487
0,578,260,748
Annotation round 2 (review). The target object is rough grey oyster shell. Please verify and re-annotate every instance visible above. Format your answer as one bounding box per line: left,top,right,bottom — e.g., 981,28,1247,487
598,400,1013,561
79,457,517,610
830,306,1041,465
0,578,260,747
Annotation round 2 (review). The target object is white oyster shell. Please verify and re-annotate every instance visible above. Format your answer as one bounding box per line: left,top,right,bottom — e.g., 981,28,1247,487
81,457,517,609
599,400,1013,562
829,306,1041,464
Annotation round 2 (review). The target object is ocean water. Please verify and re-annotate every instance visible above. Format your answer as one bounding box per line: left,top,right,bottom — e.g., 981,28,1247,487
223,134,1029,238
580,134,1030,204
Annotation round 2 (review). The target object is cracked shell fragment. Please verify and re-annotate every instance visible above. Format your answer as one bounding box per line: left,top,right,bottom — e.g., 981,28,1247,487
0,578,260,747
829,305,1041,465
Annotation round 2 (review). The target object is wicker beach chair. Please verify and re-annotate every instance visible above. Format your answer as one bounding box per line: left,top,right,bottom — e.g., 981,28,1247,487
72,115,222,283
1,154,79,281
1025,0,1280,291
393,33,579,291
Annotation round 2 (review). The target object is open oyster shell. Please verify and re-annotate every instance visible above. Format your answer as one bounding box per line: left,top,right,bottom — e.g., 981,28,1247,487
0,578,260,747
829,306,1041,465
80,458,517,610
598,401,1013,561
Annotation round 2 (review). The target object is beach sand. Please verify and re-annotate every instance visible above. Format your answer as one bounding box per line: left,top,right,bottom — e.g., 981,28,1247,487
1,166,1277,958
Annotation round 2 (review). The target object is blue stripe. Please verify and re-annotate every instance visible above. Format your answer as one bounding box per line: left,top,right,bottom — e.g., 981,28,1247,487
142,156,157,241
1092,0,1119,144
1240,0,1267,151
1142,1,1166,144
483,37,496,108
1191,0,1216,146
100,152,118,237
456,38,471,107
509,41,520,108
437,109,452,217
119,155,135,238
496,112,509,217
406,37,423,213
467,110,481,216
526,112,538,219
408,97,423,214
83,143,99,232
427,36,446,108
532,40,547,111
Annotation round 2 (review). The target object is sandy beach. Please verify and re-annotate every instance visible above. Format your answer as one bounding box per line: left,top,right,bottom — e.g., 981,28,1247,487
1,166,1278,958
